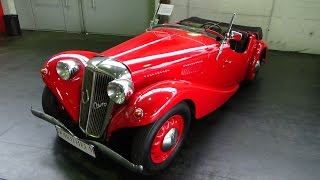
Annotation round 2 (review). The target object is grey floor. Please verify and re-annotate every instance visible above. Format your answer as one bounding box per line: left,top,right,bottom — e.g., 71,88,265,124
0,31,319,180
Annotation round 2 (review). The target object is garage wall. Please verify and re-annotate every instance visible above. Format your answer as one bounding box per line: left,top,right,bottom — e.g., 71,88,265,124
13,0,153,35
13,0,35,30
1,0,17,14
14,0,82,31
267,0,320,54
168,0,320,54
169,0,272,40
81,0,152,36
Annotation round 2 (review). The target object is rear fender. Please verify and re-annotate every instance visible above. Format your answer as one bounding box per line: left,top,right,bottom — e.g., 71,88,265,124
246,40,268,80
42,51,98,122
253,40,268,62
107,80,238,138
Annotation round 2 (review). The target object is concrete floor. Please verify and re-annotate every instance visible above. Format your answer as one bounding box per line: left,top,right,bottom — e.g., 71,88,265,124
0,31,319,180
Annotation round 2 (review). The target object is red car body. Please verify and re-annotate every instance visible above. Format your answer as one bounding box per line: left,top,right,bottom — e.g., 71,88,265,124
43,27,267,136
33,15,267,174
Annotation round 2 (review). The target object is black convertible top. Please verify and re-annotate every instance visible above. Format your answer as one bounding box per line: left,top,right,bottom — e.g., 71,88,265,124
179,17,263,40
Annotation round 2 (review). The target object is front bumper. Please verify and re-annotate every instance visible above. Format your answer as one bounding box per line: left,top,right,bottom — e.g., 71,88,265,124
30,108,143,173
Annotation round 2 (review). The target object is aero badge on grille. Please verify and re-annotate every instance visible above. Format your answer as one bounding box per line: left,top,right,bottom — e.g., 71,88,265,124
93,102,108,110
82,89,90,104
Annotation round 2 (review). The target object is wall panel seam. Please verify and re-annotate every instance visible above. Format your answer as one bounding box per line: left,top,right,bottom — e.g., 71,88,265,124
266,0,276,40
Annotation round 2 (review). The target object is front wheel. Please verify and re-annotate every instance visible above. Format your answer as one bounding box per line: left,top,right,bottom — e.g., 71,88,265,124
131,102,191,174
42,86,65,119
42,86,72,124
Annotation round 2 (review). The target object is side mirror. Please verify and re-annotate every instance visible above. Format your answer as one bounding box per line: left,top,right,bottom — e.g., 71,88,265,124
230,31,242,41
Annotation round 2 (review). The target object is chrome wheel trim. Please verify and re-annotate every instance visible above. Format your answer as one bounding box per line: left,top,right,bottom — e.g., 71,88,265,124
162,128,179,152
255,60,261,73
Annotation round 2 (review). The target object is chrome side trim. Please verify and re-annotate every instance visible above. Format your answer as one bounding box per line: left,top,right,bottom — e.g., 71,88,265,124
79,68,94,134
85,71,97,133
101,100,114,139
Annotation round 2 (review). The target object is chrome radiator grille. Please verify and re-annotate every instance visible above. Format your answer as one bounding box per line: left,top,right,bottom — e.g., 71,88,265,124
79,67,114,138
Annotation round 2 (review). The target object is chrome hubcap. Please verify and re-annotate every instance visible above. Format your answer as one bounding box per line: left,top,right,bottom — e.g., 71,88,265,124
255,60,261,73
162,128,178,152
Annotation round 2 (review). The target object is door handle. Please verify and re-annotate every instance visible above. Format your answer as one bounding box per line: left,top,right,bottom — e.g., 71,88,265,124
224,60,232,64
91,0,96,8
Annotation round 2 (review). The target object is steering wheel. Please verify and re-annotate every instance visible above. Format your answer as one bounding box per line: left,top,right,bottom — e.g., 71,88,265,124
201,22,223,35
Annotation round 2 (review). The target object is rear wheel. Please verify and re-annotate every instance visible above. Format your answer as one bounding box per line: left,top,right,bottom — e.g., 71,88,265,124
131,102,191,174
246,58,263,83
252,59,261,80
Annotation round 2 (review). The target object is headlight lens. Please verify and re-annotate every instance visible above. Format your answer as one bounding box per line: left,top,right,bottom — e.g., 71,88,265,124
56,60,80,80
107,79,133,104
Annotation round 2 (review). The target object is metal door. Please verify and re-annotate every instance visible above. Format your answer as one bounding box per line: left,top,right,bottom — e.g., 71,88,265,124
62,0,83,32
31,0,66,30
14,0,35,30
81,0,152,36
15,0,82,32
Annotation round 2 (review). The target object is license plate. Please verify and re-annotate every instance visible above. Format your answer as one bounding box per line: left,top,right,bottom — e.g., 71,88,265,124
56,126,96,158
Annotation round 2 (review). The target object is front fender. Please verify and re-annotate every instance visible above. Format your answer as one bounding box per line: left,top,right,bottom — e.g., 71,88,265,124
107,80,238,138
42,51,98,122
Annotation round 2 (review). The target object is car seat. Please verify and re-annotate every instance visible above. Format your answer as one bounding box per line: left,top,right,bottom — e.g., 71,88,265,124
229,31,250,53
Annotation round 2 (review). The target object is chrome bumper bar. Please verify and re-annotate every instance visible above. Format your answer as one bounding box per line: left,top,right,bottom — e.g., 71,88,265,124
30,108,143,173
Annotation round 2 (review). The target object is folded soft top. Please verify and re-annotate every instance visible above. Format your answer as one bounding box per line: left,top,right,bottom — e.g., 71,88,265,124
179,17,263,40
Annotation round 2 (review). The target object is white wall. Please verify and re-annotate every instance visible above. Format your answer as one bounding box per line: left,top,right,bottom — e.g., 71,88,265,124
267,0,320,54
13,0,35,30
82,0,151,36
169,0,320,54
1,0,17,14
13,0,153,35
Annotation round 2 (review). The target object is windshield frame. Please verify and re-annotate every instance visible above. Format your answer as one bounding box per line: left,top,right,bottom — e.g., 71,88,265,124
151,23,223,40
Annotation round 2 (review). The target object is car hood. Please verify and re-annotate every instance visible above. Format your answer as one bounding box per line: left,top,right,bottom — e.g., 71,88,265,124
101,27,218,73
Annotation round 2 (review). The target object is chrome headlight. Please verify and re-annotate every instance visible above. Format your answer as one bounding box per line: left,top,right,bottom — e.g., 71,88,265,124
107,79,133,104
56,60,80,80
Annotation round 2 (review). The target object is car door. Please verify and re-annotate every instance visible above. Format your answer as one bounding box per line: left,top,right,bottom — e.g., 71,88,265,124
209,43,245,87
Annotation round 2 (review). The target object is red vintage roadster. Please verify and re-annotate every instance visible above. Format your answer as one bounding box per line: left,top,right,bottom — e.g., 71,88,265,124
31,5,267,174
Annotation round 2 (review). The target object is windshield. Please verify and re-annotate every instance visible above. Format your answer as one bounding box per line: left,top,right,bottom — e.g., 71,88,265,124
151,23,222,39
153,24,204,34
150,4,223,40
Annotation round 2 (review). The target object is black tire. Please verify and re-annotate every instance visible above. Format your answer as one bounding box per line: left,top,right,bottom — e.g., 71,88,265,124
131,102,191,174
42,86,70,121
243,59,262,85
252,59,262,81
